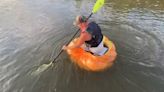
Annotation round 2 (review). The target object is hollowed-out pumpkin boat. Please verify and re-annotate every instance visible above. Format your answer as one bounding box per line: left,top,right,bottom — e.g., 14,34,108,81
66,36,117,71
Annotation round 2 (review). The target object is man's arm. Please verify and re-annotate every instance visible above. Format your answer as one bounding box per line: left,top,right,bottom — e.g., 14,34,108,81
63,32,91,50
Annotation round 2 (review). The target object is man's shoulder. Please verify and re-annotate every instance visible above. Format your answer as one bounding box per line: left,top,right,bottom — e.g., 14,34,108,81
89,21,96,24
88,21,99,27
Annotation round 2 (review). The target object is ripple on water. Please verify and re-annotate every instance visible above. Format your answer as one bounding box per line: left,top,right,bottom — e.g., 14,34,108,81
113,25,164,91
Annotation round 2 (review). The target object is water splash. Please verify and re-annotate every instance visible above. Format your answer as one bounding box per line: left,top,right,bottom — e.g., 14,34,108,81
31,61,53,76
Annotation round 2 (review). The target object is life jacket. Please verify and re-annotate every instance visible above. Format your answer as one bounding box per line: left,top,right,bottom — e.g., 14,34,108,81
80,22,103,47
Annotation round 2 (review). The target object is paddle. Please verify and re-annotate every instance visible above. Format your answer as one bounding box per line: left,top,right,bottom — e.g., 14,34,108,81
31,0,105,75
52,0,105,63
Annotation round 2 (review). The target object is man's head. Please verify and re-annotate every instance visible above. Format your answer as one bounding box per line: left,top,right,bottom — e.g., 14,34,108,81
73,15,87,26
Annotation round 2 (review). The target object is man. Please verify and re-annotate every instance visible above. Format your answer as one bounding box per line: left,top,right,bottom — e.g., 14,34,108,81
62,15,108,56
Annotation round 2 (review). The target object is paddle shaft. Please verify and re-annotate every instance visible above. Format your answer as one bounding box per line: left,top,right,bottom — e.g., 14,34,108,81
52,13,93,63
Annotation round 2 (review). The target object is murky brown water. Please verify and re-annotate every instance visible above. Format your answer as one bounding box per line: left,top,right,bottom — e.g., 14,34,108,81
0,0,164,92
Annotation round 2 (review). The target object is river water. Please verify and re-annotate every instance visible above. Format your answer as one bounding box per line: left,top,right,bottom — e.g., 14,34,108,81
0,0,164,92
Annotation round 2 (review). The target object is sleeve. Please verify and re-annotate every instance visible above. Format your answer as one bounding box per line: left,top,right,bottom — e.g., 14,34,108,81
86,27,93,35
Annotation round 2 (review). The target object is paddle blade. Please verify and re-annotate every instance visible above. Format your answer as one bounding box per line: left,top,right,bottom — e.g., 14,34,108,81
92,0,105,13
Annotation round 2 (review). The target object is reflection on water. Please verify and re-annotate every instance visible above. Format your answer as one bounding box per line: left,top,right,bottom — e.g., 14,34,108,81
0,0,164,92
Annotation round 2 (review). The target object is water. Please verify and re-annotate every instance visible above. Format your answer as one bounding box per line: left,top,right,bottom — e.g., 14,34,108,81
0,0,164,92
